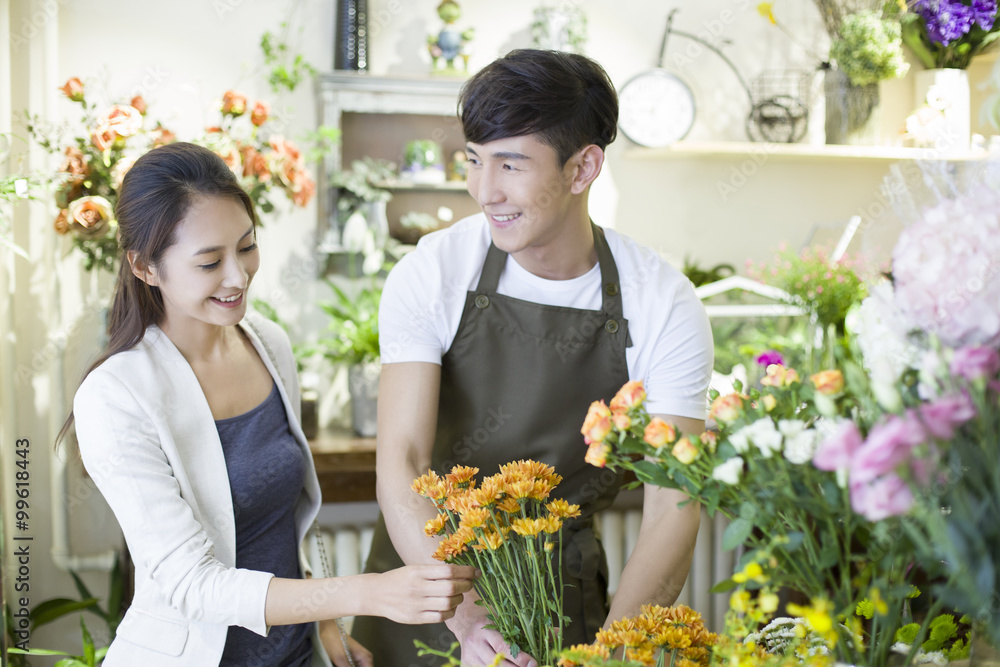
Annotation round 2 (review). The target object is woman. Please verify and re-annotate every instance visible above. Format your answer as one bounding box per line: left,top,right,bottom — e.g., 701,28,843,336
65,143,475,666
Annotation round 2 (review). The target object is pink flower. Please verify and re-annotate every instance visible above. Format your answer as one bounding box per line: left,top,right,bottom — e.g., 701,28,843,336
850,412,926,484
813,421,863,471
950,346,1000,382
917,392,977,440
850,473,914,521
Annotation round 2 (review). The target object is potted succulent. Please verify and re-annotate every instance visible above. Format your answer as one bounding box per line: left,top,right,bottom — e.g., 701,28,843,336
318,279,382,437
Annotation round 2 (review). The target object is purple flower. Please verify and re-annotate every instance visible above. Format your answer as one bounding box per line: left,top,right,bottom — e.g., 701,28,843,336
918,392,977,440
755,350,785,367
850,473,915,521
950,345,1000,382
813,421,863,471
916,0,976,45
850,411,926,484
972,0,998,30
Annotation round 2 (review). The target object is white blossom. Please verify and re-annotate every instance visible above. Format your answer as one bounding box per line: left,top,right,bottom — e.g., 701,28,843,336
712,457,744,485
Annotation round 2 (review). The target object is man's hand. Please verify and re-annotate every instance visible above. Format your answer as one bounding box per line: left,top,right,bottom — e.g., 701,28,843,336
318,620,374,667
445,591,538,667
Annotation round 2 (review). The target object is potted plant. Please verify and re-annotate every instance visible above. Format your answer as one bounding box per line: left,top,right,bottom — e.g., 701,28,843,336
329,157,395,267
317,279,382,437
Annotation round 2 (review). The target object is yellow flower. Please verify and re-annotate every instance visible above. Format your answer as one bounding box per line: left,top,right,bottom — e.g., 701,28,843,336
787,598,837,646
585,440,611,468
732,561,768,584
424,514,448,536
710,393,745,423
761,394,777,412
411,469,441,496
624,644,656,663
759,592,779,614
507,479,535,500
810,369,844,396
539,516,562,534
757,2,776,24
581,399,613,443
445,465,479,489
610,380,646,413
546,499,582,519
459,506,491,529
474,529,506,551
511,517,546,537
761,364,800,388
471,480,502,508
496,497,521,514
730,590,752,614
528,479,554,501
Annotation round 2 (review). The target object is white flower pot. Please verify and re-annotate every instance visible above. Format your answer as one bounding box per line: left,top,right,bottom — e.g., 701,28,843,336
912,68,970,153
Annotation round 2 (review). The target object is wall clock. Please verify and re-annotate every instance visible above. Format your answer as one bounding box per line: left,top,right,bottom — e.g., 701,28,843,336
618,69,695,147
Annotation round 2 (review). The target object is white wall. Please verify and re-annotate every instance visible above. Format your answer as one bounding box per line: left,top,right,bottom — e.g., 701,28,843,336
2,0,998,660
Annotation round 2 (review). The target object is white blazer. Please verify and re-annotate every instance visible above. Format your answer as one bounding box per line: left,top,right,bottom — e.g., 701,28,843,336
74,313,333,666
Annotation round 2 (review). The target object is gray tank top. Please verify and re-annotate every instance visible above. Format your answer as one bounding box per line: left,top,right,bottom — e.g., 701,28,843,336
216,382,312,667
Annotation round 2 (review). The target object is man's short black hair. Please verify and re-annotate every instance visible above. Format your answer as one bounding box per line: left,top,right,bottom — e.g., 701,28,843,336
458,49,618,165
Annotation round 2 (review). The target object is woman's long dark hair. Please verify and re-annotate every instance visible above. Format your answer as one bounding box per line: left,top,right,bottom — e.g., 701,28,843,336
57,142,258,447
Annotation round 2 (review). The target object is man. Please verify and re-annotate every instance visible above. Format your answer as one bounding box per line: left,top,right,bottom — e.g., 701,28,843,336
351,49,713,667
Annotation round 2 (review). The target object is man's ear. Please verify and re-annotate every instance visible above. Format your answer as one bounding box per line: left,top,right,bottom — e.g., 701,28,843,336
568,145,605,195
127,250,159,286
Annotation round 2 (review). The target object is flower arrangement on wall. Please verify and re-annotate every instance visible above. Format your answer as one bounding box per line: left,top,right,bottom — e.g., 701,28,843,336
24,77,316,272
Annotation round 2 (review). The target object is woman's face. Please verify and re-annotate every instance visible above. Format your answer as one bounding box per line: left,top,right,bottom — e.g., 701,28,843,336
146,195,259,331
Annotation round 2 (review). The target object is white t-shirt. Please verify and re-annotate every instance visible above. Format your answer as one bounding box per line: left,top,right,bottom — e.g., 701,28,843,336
379,214,714,420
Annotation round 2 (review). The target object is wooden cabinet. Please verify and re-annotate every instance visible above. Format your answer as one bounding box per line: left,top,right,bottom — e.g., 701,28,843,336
317,72,479,256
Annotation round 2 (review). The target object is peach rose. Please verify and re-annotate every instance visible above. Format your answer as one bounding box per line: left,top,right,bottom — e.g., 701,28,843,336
59,146,88,182
240,146,272,182
250,100,270,126
112,157,137,190
215,144,243,177
760,364,800,388
810,369,845,396
153,125,176,147
130,95,147,115
610,380,646,413
643,417,676,447
761,394,777,412
672,436,699,465
709,393,744,423
585,441,610,468
269,136,302,164
91,124,116,151
102,105,143,138
67,196,113,238
289,173,315,207
581,400,612,444
612,412,631,431
53,209,70,235
60,77,84,102
221,90,247,116
700,430,718,453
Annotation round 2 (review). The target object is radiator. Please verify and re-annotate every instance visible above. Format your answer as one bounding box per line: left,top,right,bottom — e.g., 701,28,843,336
312,503,735,633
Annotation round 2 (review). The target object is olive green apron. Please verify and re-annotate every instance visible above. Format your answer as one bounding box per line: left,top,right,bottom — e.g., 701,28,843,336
353,223,631,665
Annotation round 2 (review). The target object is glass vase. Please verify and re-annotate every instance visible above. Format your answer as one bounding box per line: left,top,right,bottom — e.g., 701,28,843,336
824,68,880,146
971,628,1000,667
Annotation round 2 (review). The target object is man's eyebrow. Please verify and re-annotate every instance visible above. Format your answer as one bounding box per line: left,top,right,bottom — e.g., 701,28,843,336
465,145,532,161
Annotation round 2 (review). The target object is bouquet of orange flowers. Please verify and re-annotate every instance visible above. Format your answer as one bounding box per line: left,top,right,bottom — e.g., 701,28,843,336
557,604,717,667
413,460,582,665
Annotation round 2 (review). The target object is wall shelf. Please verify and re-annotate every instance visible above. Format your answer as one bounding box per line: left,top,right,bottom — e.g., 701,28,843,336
625,140,986,163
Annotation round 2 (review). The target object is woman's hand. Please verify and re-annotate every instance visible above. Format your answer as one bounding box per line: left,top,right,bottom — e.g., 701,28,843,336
318,619,373,667
366,564,478,624
445,591,538,667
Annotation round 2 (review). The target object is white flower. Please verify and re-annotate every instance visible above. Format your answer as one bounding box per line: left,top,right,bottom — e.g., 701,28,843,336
729,427,751,454
784,430,819,465
778,420,805,438
712,457,744,485
745,419,782,459
852,281,921,386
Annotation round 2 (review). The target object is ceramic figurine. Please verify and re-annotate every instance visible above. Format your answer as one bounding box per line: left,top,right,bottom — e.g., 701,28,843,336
428,0,474,75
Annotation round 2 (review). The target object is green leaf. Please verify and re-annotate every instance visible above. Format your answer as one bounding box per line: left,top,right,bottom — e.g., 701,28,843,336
710,578,739,593
7,648,72,656
30,598,99,629
722,517,753,551
81,617,96,664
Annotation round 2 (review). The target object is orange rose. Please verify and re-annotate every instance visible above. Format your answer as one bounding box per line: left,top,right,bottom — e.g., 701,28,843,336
67,196,113,239
643,417,676,447
585,441,611,468
130,95,147,115
810,369,844,396
672,436,699,465
250,100,270,126
760,364,800,388
221,90,247,116
102,104,143,138
91,124,116,151
709,393,744,423
291,176,315,207
581,400,612,444
60,77,84,102
53,209,70,235
59,146,88,182
610,380,646,413
269,135,303,163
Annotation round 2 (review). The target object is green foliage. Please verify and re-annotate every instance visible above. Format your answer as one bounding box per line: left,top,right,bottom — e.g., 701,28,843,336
830,11,909,86
330,158,396,219
8,616,108,666
300,125,341,165
318,279,381,366
260,25,317,93
681,256,735,287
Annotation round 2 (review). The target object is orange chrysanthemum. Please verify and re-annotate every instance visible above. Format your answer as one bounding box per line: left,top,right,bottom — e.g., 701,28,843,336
424,514,448,536
546,499,582,519
446,465,479,489
460,507,491,529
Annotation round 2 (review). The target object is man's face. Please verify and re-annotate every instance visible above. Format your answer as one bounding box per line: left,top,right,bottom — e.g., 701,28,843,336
465,134,577,257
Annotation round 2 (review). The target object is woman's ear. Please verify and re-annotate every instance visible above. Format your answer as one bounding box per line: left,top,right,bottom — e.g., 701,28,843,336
127,250,159,286
568,144,605,195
